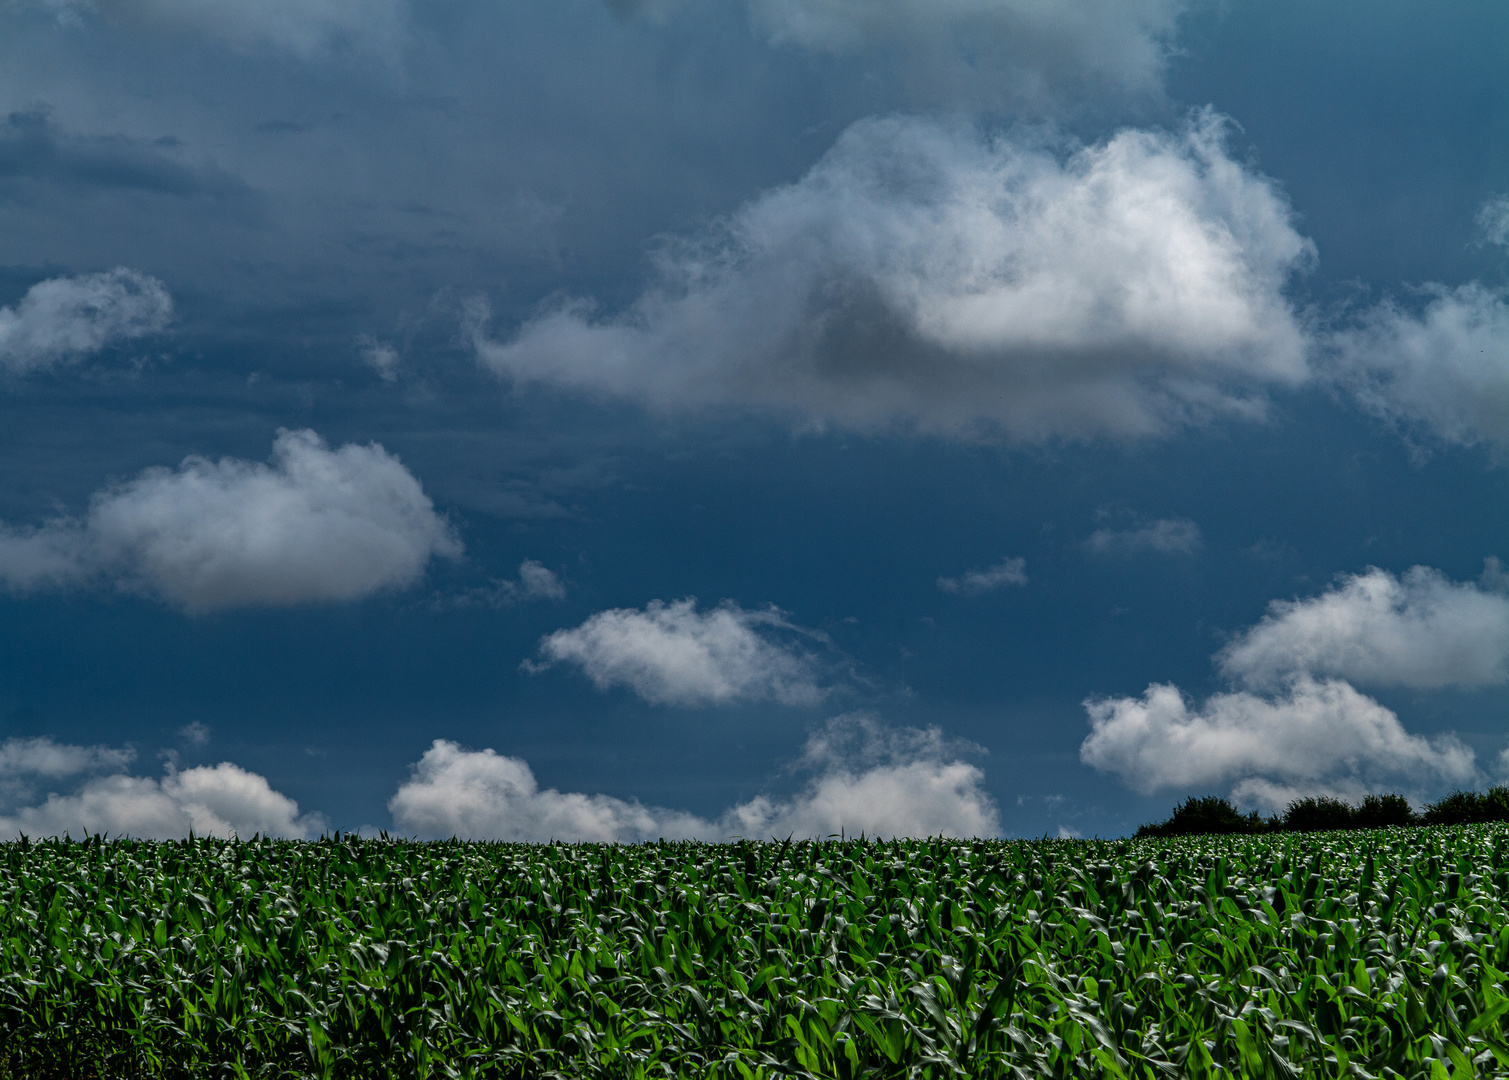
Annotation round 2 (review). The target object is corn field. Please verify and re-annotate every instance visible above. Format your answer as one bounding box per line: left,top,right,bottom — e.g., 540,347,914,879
1,828,1508,1078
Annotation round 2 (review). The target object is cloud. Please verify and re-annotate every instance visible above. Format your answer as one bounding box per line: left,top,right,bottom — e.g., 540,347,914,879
747,0,1187,107
1085,516,1201,555
446,559,567,610
1335,282,1509,450
1218,565,1509,691
389,716,998,841
532,598,829,706
0,736,324,839
40,0,408,60
1080,677,1476,812
937,555,1026,594
0,428,461,611
358,336,401,381
388,739,713,843
721,715,1000,839
474,111,1315,441
0,267,173,375
0,108,248,200
1478,195,1509,249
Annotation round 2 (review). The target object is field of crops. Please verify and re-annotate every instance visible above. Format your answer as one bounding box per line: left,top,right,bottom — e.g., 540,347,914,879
2,828,1508,1079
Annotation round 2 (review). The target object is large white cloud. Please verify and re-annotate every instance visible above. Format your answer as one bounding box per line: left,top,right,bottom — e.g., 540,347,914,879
1335,283,1509,450
0,267,172,375
748,0,1186,107
1080,677,1476,812
1219,565,1509,691
0,736,324,839
389,716,999,841
532,598,828,707
475,111,1314,441
0,428,461,612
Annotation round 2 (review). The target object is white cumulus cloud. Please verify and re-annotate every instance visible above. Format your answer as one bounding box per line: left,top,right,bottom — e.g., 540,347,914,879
1336,282,1509,451
475,111,1314,441
937,555,1026,594
1219,565,1509,691
0,267,172,376
1080,677,1476,812
389,716,998,841
0,428,461,612
0,736,324,839
532,598,828,707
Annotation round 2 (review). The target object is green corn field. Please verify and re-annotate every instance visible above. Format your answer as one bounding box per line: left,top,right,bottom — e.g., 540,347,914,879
1,827,1508,1079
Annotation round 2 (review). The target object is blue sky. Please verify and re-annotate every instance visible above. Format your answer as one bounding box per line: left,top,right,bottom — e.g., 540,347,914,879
0,0,1507,840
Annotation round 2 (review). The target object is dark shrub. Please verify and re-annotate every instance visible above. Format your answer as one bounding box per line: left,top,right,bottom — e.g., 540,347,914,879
1137,795,1264,838
1354,793,1416,828
1423,785,1509,825
1282,796,1357,832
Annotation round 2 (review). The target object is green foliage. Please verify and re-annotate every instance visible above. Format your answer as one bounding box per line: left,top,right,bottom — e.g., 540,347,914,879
1141,792,1424,838
1283,796,1361,833
1422,785,1509,826
2,829,1509,1077
1135,794,1263,837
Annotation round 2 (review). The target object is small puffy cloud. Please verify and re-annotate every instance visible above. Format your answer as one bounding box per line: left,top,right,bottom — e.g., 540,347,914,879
0,267,172,376
0,736,324,839
1085,517,1201,556
747,0,1186,108
388,740,713,843
0,428,461,612
722,715,1000,839
1219,565,1509,691
390,716,999,841
1335,283,1509,450
179,722,210,746
532,598,828,707
937,555,1026,594
358,336,401,381
1080,677,1476,812
1478,195,1509,249
476,111,1314,442
446,559,567,610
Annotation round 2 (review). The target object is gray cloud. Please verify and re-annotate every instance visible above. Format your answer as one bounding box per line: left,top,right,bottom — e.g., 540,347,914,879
1085,517,1201,556
389,715,998,841
0,266,172,374
936,555,1026,594
0,428,461,611
0,109,247,198
748,0,1187,108
478,111,1313,441
532,598,828,707
41,0,408,59
1219,565,1509,691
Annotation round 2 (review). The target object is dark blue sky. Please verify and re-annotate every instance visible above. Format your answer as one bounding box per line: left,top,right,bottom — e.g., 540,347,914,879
0,0,1506,840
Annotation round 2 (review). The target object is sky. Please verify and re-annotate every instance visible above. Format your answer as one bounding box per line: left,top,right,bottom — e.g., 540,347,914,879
0,0,1506,840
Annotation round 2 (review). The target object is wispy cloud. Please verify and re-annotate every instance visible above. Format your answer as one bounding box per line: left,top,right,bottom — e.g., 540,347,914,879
937,556,1026,594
